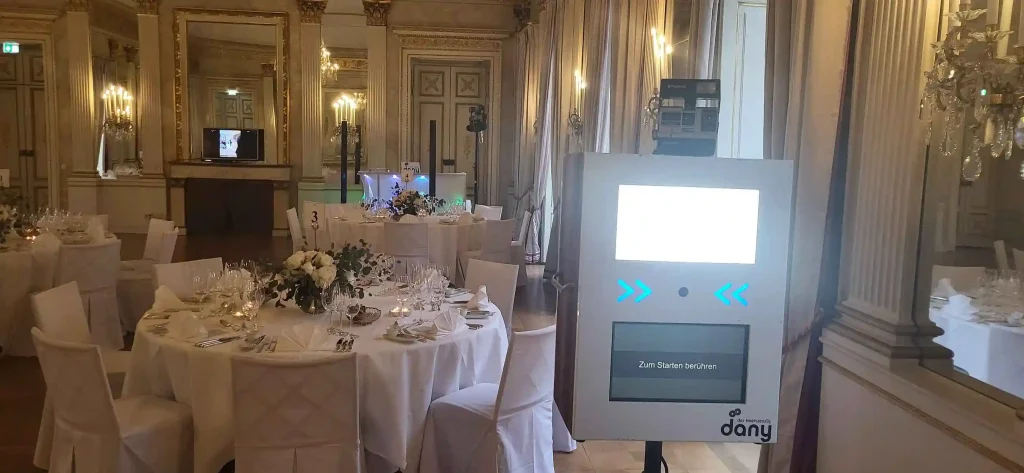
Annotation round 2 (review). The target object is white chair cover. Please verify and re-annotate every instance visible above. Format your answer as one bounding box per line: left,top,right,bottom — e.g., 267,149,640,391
119,229,179,331
121,219,176,272
994,240,1010,273
325,203,345,222
31,328,193,473
154,257,224,299
232,353,362,473
384,222,429,276
55,239,123,350
511,210,532,287
419,325,556,473
287,208,303,252
465,259,519,335
1015,248,1024,274
461,218,517,267
931,265,986,293
473,204,503,221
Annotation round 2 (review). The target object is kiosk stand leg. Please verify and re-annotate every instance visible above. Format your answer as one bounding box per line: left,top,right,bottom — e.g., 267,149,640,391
643,441,667,473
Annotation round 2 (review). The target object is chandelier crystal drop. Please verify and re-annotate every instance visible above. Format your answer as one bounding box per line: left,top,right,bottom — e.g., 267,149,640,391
922,8,1024,181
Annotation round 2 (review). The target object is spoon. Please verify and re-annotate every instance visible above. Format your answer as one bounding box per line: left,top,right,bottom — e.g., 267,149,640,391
219,319,242,331
239,334,266,352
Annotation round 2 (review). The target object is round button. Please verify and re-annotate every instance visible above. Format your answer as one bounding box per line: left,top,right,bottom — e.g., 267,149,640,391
678,287,689,297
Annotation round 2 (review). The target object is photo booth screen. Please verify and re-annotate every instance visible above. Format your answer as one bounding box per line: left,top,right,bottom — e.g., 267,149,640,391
609,322,749,404
615,185,759,265
202,128,263,161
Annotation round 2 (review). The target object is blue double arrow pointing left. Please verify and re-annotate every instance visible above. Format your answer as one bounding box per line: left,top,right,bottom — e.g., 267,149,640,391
617,279,652,303
715,283,749,306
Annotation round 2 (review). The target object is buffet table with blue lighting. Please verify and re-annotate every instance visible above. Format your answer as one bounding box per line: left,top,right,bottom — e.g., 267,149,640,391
358,171,467,204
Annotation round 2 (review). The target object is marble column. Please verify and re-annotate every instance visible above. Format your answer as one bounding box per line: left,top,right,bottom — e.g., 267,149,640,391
298,0,326,180
64,0,98,214
137,0,163,175
364,1,391,170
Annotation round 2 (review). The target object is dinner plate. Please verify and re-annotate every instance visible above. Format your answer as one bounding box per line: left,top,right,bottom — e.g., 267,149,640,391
383,332,419,343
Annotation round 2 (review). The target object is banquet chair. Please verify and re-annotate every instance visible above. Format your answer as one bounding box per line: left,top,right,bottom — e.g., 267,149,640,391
464,259,519,335
154,257,224,299
931,265,986,293
55,238,123,350
419,325,556,473
510,210,532,287
995,240,1011,273
459,218,517,278
121,218,176,272
31,328,194,473
32,281,131,397
1014,248,1024,274
287,207,303,252
385,222,429,276
118,228,179,331
473,204,503,221
232,353,363,473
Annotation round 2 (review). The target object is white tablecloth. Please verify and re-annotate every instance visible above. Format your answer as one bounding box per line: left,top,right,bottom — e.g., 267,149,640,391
0,239,60,356
930,304,1024,398
122,293,508,473
328,218,483,271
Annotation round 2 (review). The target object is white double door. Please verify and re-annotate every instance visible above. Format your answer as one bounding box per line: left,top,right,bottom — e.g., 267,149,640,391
0,44,48,211
411,61,488,199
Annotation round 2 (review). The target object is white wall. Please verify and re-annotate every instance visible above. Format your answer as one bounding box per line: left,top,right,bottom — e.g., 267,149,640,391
819,366,1010,473
716,0,766,159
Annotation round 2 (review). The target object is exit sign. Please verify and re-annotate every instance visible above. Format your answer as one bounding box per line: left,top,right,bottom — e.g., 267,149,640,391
2,42,19,54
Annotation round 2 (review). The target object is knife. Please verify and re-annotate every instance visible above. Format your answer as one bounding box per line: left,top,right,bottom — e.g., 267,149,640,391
194,335,242,348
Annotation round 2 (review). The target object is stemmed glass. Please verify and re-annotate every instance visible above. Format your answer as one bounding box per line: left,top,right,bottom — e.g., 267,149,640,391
321,282,344,327
192,273,211,303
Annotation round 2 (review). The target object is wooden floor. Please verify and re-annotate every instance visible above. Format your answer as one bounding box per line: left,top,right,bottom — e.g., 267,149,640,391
0,234,759,473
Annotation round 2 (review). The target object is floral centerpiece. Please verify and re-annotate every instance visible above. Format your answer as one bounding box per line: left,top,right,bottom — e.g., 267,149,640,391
375,183,447,219
267,240,378,314
0,204,16,246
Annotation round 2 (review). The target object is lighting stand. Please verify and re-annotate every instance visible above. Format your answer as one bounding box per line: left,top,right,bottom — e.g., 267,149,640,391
466,105,488,203
339,121,348,203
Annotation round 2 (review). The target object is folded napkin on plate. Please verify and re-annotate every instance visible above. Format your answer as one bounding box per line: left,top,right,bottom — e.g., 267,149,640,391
152,285,188,312
466,285,489,309
33,233,61,249
167,313,208,340
412,311,466,338
276,322,340,352
87,219,106,242
932,278,958,298
456,212,473,224
941,294,978,320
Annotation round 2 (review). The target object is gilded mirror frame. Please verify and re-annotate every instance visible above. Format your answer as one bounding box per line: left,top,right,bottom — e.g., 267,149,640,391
173,8,289,163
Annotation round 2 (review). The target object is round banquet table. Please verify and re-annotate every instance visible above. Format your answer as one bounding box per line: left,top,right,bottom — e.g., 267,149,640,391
0,236,72,356
327,217,483,271
121,293,508,473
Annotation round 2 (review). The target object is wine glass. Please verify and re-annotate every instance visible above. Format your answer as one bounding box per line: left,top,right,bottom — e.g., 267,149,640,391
321,282,343,327
192,273,211,303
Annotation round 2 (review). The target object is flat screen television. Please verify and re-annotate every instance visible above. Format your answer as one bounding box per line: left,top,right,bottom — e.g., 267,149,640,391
202,128,264,162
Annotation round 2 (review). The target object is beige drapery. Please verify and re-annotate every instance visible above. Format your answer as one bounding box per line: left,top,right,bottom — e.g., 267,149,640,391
760,0,854,472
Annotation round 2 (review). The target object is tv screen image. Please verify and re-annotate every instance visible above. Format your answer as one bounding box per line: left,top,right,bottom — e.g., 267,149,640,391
202,128,264,161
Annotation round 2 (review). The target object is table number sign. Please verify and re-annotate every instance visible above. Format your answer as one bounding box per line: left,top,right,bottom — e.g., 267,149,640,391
0,169,9,188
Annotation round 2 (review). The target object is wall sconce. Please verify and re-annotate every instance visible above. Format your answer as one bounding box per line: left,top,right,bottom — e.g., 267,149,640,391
568,69,586,143
101,83,134,141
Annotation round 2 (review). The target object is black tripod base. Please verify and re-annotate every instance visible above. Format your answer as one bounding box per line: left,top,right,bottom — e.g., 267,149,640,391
643,441,665,473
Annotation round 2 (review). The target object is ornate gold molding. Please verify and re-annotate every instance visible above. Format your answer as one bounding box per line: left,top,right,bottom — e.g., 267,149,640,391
0,18,54,33
297,0,326,24
398,35,501,52
262,62,276,77
363,0,392,27
65,0,90,12
123,44,138,64
136,0,158,15
334,57,367,71
513,4,531,32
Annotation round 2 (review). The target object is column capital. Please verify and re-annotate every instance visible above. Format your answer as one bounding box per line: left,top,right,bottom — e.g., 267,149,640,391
262,62,277,77
513,4,531,32
65,0,90,12
136,0,158,15
363,0,392,27
298,0,327,24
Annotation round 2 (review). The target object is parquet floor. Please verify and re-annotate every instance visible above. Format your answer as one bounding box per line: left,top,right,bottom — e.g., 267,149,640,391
0,234,759,473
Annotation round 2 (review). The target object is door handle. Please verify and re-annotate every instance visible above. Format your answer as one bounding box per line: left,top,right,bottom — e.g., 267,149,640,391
551,271,575,293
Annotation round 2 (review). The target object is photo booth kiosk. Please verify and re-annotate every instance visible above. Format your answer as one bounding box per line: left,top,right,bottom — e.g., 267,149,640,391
552,153,793,467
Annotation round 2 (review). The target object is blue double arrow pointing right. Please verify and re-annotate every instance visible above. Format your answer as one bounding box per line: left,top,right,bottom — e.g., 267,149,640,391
715,283,749,306
617,279,652,303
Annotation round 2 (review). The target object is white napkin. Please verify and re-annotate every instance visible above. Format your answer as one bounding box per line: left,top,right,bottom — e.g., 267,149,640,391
457,212,473,224
466,285,490,309
276,322,340,352
942,294,978,320
932,278,958,298
33,233,60,249
167,313,208,340
152,285,187,312
87,219,106,242
400,214,420,222
411,311,466,338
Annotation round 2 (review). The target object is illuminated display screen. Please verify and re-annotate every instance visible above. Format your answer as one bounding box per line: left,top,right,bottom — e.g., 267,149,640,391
609,322,749,404
615,185,759,264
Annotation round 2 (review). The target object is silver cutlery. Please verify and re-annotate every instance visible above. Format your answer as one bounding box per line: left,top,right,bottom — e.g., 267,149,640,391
194,335,242,348
219,319,243,331
267,336,278,352
255,340,268,353
467,323,483,330
239,334,266,352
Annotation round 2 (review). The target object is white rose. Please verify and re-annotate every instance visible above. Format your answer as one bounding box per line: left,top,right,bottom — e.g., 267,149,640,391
304,250,318,261
301,262,315,275
316,266,338,288
316,253,333,267
284,252,304,270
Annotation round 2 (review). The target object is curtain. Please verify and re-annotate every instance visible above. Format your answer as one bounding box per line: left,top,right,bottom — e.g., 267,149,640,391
758,0,854,472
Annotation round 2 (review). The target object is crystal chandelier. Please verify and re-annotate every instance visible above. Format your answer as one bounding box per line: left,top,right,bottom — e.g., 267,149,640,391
321,42,339,82
922,8,1023,181
101,83,134,141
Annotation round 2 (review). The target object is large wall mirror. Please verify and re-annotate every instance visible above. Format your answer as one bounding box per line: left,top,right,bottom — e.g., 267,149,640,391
174,9,288,163
321,17,367,175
